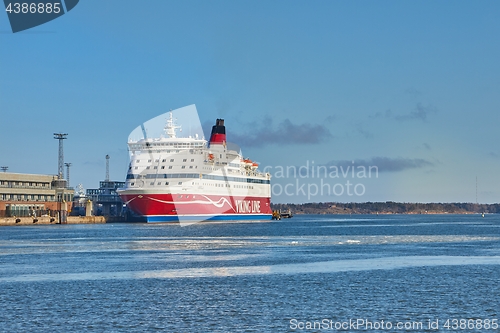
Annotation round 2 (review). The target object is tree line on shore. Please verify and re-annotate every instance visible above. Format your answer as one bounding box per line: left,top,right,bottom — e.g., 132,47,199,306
271,202,500,215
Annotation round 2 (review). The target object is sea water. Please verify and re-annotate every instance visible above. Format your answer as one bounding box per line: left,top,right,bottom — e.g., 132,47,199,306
0,214,499,332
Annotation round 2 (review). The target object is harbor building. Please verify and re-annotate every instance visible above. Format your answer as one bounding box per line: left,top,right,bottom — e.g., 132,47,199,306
84,155,126,217
86,180,125,216
0,172,74,217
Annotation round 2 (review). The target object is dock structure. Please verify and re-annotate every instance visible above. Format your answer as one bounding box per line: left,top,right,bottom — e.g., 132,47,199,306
85,155,126,218
0,215,105,226
86,180,125,217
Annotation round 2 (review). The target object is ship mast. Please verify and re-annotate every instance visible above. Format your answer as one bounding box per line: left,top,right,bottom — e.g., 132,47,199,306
164,111,181,138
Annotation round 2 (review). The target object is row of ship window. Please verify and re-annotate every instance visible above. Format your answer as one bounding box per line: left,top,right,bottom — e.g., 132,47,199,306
130,143,205,148
129,181,254,189
131,149,207,154
136,158,195,163
131,164,239,171
131,158,200,171
133,165,198,170
133,159,240,166
126,173,270,184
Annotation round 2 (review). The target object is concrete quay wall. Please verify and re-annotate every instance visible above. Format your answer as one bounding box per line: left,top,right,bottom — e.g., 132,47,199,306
0,216,106,226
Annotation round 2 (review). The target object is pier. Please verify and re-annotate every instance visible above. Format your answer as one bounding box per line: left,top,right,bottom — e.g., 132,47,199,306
0,215,105,226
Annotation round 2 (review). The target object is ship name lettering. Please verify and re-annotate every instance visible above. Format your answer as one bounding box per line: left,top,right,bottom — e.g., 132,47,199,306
235,200,261,213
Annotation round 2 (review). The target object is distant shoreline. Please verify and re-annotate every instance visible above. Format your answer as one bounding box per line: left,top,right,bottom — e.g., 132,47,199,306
271,202,500,215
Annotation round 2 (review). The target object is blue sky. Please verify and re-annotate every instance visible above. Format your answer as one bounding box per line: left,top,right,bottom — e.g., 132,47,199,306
1,1,499,203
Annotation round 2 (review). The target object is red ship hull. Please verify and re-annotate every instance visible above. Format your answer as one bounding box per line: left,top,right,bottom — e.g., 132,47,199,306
120,192,272,222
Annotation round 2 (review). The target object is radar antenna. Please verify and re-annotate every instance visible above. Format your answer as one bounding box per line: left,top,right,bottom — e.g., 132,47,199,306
164,111,181,138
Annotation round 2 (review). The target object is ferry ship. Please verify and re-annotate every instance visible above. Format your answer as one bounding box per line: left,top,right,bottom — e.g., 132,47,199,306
117,105,272,223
